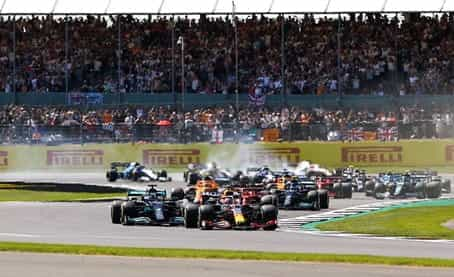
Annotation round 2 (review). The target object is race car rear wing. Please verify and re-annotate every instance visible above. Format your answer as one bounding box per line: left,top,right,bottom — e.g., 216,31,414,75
110,162,132,168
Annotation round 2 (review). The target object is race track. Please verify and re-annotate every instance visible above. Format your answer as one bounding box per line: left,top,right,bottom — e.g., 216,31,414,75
3,252,454,277
0,172,454,259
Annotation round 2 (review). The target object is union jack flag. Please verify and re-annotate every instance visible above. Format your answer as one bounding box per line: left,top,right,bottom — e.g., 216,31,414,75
378,126,398,141
345,128,364,141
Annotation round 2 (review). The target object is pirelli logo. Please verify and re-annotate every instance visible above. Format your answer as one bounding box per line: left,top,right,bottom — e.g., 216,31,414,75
0,151,8,167
341,146,402,163
143,149,201,166
245,147,300,165
446,145,454,162
47,150,104,167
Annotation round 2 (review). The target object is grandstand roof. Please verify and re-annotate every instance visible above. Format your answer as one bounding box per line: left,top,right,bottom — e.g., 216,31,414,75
1,0,453,15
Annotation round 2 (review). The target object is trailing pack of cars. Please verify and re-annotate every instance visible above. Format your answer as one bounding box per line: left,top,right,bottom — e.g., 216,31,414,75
108,161,452,230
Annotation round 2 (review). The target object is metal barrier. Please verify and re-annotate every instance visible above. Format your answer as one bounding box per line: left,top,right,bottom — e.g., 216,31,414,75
1,120,453,145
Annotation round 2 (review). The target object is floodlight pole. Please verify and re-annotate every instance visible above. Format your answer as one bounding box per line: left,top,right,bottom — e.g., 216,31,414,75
178,36,185,111
12,16,16,100
337,14,341,98
65,15,69,93
117,15,121,104
171,19,176,108
281,14,286,106
233,1,239,111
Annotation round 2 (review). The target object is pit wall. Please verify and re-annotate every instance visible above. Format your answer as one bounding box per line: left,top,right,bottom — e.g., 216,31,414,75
0,140,453,171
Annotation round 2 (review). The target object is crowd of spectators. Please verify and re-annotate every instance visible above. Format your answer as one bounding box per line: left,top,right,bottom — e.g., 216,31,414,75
0,104,453,144
1,13,454,95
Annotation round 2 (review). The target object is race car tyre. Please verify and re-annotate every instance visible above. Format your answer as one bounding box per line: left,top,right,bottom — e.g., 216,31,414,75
271,194,278,207
373,183,386,199
198,204,215,230
106,170,118,182
110,200,123,224
260,195,274,206
253,176,263,184
132,173,139,182
159,170,168,178
341,183,353,199
307,190,320,211
240,176,250,186
333,182,342,198
426,181,442,199
415,182,426,199
171,187,185,200
365,180,375,196
265,183,276,191
188,173,200,185
261,204,278,231
442,180,451,193
121,201,136,226
184,203,199,228
317,189,329,209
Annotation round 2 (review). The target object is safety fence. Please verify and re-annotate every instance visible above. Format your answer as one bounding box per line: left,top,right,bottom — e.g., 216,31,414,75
0,120,452,145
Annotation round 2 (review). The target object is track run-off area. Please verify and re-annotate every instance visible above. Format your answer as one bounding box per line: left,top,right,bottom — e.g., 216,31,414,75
0,171,454,260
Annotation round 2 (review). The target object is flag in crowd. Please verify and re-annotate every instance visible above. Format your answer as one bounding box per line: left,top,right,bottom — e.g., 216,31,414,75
378,126,399,141
343,126,398,141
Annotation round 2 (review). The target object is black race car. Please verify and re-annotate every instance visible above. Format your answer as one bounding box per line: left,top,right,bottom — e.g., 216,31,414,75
110,185,184,226
271,178,329,210
183,162,232,186
182,190,278,230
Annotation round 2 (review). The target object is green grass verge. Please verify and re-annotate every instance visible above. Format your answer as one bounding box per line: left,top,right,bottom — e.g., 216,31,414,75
0,241,454,267
318,205,454,240
0,189,123,202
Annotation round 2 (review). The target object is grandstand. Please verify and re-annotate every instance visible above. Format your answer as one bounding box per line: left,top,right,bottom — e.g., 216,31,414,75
1,0,454,143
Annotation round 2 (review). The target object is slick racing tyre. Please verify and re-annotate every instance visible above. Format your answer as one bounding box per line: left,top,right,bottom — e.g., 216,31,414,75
341,182,353,199
198,204,215,230
184,203,199,228
120,201,136,226
365,180,375,196
111,200,123,224
307,190,320,211
188,173,200,185
333,183,342,198
415,182,426,199
260,195,277,206
106,170,118,182
171,187,185,200
426,181,442,199
159,170,168,178
442,180,451,193
317,189,329,209
373,183,386,199
261,205,278,231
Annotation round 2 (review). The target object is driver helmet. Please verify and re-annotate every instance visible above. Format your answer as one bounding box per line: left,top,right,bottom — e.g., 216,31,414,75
222,196,234,204
207,197,217,205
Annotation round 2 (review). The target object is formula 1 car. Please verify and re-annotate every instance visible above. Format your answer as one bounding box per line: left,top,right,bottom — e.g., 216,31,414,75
183,162,232,186
106,162,171,182
184,177,221,204
336,167,368,192
182,192,278,230
370,173,442,199
293,161,333,178
110,185,185,226
271,178,329,210
246,166,275,184
316,176,352,199
409,171,451,194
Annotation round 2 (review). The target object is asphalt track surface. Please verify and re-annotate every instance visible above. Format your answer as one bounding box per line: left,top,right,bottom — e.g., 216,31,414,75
3,253,454,277
0,172,454,259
